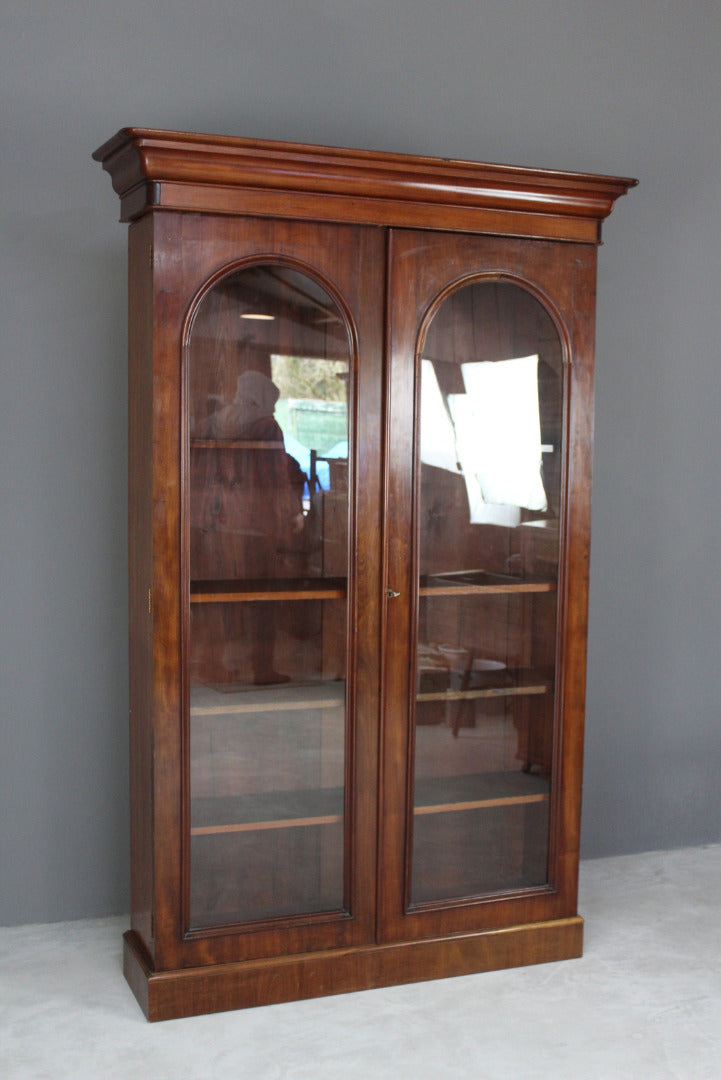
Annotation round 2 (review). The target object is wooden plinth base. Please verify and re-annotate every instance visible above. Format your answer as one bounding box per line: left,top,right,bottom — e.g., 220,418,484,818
123,917,583,1022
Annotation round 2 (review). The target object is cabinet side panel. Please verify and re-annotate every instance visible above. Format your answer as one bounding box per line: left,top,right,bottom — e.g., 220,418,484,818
553,243,598,908
128,216,155,954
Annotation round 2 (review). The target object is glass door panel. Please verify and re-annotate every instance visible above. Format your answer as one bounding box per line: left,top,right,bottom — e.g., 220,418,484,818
410,280,563,905
186,263,353,929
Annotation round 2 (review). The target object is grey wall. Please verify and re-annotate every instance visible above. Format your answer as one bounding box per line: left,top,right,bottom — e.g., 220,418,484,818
1,0,719,925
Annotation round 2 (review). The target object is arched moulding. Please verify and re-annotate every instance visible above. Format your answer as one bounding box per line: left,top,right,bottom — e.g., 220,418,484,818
416,270,571,369
181,253,359,364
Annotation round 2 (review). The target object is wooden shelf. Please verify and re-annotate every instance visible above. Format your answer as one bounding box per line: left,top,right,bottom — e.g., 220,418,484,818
417,683,548,703
420,570,555,596
191,438,287,450
190,680,345,718
414,772,549,816
191,696,344,718
190,576,346,603
190,771,548,837
189,572,553,602
417,667,551,703
191,788,344,836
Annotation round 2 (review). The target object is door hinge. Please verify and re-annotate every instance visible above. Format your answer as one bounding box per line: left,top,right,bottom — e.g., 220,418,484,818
148,243,153,269
148,587,152,615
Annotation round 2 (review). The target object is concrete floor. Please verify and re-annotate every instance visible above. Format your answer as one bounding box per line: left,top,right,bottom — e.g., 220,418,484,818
1,844,719,1079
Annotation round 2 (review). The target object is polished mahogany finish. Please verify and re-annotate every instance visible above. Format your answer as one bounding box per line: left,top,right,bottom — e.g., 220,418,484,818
94,128,635,1020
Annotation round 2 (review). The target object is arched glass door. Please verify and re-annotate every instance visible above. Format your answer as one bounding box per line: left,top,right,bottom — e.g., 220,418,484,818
409,278,564,905
185,262,354,930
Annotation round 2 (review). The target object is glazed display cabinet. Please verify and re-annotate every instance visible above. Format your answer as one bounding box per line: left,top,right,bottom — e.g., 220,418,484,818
94,128,635,1020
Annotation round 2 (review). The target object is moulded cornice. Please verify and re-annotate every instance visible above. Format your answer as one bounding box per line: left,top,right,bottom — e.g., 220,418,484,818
93,127,637,242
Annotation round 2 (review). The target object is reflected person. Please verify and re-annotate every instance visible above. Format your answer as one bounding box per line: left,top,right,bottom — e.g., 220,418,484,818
200,371,305,684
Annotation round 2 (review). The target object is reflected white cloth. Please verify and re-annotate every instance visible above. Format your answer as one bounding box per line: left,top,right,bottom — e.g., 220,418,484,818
449,390,521,526
419,359,461,473
457,354,547,512
420,354,547,526
206,371,281,438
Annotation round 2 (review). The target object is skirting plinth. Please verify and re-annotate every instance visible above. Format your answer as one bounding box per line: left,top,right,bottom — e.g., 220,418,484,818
123,917,583,1022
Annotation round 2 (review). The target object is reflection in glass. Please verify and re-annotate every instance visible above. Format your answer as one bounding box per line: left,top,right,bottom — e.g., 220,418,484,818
421,355,548,526
186,264,352,928
410,281,563,905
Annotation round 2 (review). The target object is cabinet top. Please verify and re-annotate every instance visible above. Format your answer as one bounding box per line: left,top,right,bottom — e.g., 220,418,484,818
93,127,636,243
